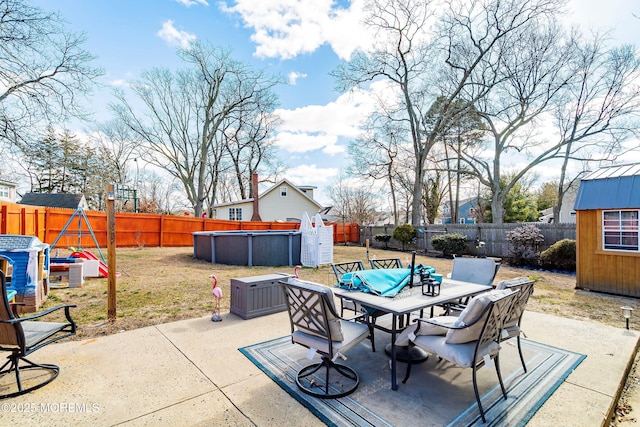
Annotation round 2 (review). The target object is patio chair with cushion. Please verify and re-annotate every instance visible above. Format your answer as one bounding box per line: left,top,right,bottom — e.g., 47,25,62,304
369,258,403,269
450,256,500,286
0,270,77,398
280,278,370,399
442,257,501,314
401,288,520,423
496,277,535,372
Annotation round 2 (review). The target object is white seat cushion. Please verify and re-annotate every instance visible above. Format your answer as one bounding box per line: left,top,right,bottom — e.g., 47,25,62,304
292,320,369,357
395,316,457,346
413,334,501,368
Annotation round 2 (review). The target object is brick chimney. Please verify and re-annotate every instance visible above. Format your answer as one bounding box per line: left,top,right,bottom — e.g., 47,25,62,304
250,172,262,221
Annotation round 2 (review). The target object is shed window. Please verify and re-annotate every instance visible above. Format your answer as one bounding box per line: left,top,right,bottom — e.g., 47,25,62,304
603,210,639,252
229,208,242,221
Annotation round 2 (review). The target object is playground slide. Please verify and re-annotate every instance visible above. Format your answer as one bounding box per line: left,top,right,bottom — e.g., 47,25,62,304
71,250,108,278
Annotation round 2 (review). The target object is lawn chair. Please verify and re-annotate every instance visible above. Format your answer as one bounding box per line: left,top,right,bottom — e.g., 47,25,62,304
369,258,403,269
443,257,500,314
450,256,500,286
280,278,370,398
496,277,535,372
402,289,520,423
0,270,77,398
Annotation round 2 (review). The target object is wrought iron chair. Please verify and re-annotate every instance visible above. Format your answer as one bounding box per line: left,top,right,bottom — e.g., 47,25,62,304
280,278,370,399
402,289,520,423
0,270,77,398
496,277,535,372
369,258,403,269
331,260,366,317
331,261,387,351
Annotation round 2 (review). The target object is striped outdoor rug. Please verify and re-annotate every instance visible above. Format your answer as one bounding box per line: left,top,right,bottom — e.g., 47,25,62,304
240,335,584,427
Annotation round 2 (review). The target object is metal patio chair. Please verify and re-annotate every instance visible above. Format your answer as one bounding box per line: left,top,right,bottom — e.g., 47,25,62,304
280,278,370,398
402,289,520,423
0,270,77,399
369,258,403,269
496,277,535,372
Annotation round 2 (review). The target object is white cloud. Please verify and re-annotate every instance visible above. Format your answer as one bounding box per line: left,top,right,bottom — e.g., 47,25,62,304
219,0,373,60
273,82,395,156
175,0,209,7
285,164,338,186
275,132,342,154
288,71,307,85
157,20,197,48
109,79,129,87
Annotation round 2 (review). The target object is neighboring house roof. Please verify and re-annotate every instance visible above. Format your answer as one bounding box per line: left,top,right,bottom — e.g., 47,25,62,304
20,193,87,209
213,179,323,209
574,163,640,210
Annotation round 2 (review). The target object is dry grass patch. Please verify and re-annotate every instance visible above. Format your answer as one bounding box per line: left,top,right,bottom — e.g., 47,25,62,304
39,245,638,339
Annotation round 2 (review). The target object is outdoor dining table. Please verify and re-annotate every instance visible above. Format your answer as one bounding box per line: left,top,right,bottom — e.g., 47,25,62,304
333,278,491,390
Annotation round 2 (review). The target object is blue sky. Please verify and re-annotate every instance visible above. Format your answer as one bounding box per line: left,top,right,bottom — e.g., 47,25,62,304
30,0,640,205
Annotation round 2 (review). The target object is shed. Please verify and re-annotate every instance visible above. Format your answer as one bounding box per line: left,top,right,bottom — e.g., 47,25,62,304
574,163,640,296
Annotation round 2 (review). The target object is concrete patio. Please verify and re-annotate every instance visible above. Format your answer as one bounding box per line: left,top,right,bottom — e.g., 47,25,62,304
1,309,637,426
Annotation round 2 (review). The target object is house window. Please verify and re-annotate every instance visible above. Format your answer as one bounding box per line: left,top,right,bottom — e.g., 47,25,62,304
603,210,639,252
229,208,242,221
0,185,9,198
280,186,288,197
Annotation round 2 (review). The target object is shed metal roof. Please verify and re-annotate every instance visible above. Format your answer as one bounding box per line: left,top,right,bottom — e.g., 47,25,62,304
574,163,640,210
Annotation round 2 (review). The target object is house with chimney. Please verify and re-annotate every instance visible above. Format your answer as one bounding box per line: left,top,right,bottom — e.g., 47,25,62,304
213,175,324,222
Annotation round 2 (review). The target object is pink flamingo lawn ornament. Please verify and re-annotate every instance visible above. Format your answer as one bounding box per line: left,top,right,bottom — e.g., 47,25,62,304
210,274,222,322
294,265,301,279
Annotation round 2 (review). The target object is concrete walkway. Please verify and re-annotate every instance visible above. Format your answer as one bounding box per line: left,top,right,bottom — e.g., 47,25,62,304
1,310,637,426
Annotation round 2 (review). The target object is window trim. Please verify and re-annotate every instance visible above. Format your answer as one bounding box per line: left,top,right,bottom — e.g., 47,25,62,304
602,209,639,253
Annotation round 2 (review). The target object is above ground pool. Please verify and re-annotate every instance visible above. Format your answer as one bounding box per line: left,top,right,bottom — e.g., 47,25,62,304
193,230,301,266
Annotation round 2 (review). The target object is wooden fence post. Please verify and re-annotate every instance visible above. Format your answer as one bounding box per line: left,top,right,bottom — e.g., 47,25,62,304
106,184,117,321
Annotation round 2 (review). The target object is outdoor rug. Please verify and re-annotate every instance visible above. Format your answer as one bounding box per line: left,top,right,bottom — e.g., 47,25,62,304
240,333,585,427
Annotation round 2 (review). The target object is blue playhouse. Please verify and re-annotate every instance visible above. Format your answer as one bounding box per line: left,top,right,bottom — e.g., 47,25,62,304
0,235,50,312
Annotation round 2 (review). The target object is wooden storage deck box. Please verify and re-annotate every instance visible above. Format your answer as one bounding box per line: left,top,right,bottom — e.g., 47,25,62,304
230,273,293,319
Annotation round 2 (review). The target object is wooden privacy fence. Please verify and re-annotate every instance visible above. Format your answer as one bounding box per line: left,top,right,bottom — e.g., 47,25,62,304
0,202,359,248
361,223,576,259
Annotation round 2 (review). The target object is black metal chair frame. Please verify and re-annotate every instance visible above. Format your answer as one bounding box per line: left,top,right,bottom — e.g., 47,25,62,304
369,258,403,269
280,279,368,399
0,270,77,399
331,261,391,351
403,290,520,423
498,278,535,372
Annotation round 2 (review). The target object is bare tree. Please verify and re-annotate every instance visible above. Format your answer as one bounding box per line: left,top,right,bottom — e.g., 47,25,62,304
328,172,381,224
552,38,640,221
348,109,408,225
333,0,562,225
111,42,280,217
91,119,142,187
0,0,102,147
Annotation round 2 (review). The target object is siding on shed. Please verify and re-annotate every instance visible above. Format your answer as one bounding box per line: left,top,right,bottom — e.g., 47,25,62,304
576,209,640,297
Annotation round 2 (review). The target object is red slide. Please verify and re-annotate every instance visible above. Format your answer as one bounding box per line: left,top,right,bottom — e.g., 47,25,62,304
71,250,109,278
